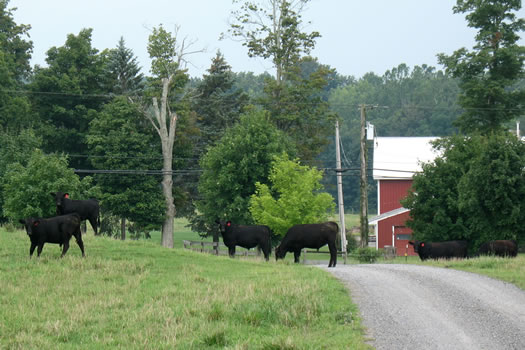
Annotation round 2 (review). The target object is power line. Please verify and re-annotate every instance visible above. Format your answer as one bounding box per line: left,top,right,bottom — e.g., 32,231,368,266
2,89,525,112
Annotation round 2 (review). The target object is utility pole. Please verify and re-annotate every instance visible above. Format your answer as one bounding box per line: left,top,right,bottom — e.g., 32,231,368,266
359,104,369,248
335,120,347,263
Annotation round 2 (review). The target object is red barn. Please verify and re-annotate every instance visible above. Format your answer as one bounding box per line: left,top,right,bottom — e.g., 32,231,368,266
369,137,439,256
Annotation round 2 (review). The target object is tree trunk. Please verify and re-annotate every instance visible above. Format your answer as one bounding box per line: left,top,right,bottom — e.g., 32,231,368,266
121,217,126,240
154,76,177,249
161,154,175,248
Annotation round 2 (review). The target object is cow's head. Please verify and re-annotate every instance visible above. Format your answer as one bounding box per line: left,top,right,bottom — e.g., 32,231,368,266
408,240,425,253
19,218,39,237
51,192,69,211
275,244,286,260
215,220,232,234
409,240,431,260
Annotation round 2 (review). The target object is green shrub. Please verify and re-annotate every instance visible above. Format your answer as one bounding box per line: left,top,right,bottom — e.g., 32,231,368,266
356,247,382,263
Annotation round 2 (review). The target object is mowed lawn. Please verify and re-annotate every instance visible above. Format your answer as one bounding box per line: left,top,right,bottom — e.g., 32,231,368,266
0,224,371,350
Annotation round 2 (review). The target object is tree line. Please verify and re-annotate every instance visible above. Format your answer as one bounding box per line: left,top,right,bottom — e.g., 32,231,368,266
1,0,524,249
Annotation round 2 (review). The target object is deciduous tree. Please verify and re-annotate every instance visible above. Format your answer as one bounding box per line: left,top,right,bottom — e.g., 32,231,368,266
190,109,295,239
2,150,89,220
401,133,525,250
87,97,165,239
137,25,202,248
30,29,109,169
437,0,525,133
249,153,334,237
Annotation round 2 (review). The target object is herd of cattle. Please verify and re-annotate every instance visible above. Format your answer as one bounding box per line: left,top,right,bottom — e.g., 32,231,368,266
19,192,100,258
217,220,519,266
216,220,339,267
17,193,519,265
409,239,518,260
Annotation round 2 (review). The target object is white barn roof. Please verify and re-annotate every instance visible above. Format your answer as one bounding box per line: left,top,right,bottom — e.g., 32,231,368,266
373,137,440,180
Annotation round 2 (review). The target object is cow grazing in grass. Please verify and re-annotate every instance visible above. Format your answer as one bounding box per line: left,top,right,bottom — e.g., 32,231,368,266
478,240,518,258
215,220,271,261
409,240,468,261
19,213,84,258
51,192,100,235
275,222,339,267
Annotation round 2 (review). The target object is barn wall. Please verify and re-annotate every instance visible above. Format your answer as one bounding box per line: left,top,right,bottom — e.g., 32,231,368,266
377,211,416,256
379,180,413,213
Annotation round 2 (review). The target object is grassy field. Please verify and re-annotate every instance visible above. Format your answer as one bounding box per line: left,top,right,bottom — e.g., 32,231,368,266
0,225,371,350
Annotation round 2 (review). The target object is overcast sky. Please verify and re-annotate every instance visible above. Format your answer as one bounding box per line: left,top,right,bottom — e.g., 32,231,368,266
9,0,525,79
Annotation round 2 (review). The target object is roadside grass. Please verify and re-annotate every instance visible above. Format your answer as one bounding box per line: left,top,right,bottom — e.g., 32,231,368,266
0,227,371,349
385,254,525,290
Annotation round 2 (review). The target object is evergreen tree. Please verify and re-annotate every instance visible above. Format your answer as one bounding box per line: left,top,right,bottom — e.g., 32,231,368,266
107,37,145,95
192,51,249,151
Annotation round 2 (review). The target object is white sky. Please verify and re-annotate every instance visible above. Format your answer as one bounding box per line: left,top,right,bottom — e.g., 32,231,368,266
9,0,525,79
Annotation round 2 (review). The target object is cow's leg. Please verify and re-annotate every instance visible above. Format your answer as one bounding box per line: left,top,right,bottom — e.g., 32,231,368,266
29,243,37,258
293,250,301,263
74,233,85,257
37,244,44,257
60,240,70,258
228,246,236,258
328,241,337,267
88,217,98,235
260,241,270,261
262,245,270,261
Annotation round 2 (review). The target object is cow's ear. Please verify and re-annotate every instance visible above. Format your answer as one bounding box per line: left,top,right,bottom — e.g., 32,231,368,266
408,241,414,246
50,192,56,197
64,193,69,198
420,243,425,247
226,221,231,226
19,219,25,225
33,221,40,227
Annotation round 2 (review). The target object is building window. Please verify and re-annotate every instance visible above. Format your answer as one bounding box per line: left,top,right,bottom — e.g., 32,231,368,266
396,234,412,241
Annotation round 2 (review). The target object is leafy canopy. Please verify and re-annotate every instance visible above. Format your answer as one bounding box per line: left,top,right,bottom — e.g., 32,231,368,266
2,149,92,220
250,153,335,237
401,133,525,250
87,97,165,231
438,0,525,133
191,108,295,236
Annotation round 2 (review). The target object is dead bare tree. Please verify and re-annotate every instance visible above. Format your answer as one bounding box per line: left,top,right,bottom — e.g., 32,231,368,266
134,25,203,248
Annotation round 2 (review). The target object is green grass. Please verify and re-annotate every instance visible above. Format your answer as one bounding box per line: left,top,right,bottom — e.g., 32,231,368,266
0,226,371,349
385,254,525,290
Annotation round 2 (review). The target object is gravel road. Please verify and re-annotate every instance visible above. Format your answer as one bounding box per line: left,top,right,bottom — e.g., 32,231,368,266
322,264,525,350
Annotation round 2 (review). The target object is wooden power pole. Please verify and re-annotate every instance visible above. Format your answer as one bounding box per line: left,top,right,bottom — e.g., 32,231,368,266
359,104,369,248
335,120,347,263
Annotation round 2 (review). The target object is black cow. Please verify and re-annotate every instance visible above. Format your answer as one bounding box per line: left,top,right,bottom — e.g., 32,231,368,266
215,220,271,261
51,192,100,235
19,213,85,258
478,240,518,258
409,240,468,261
275,222,339,267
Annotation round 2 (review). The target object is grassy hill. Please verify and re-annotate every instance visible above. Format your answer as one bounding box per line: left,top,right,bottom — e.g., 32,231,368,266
0,226,370,349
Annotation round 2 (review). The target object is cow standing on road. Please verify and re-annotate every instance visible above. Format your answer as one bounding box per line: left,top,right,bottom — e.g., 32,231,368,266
215,220,272,261
478,240,518,257
51,192,100,235
19,213,85,258
409,240,468,261
275,222,339,267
